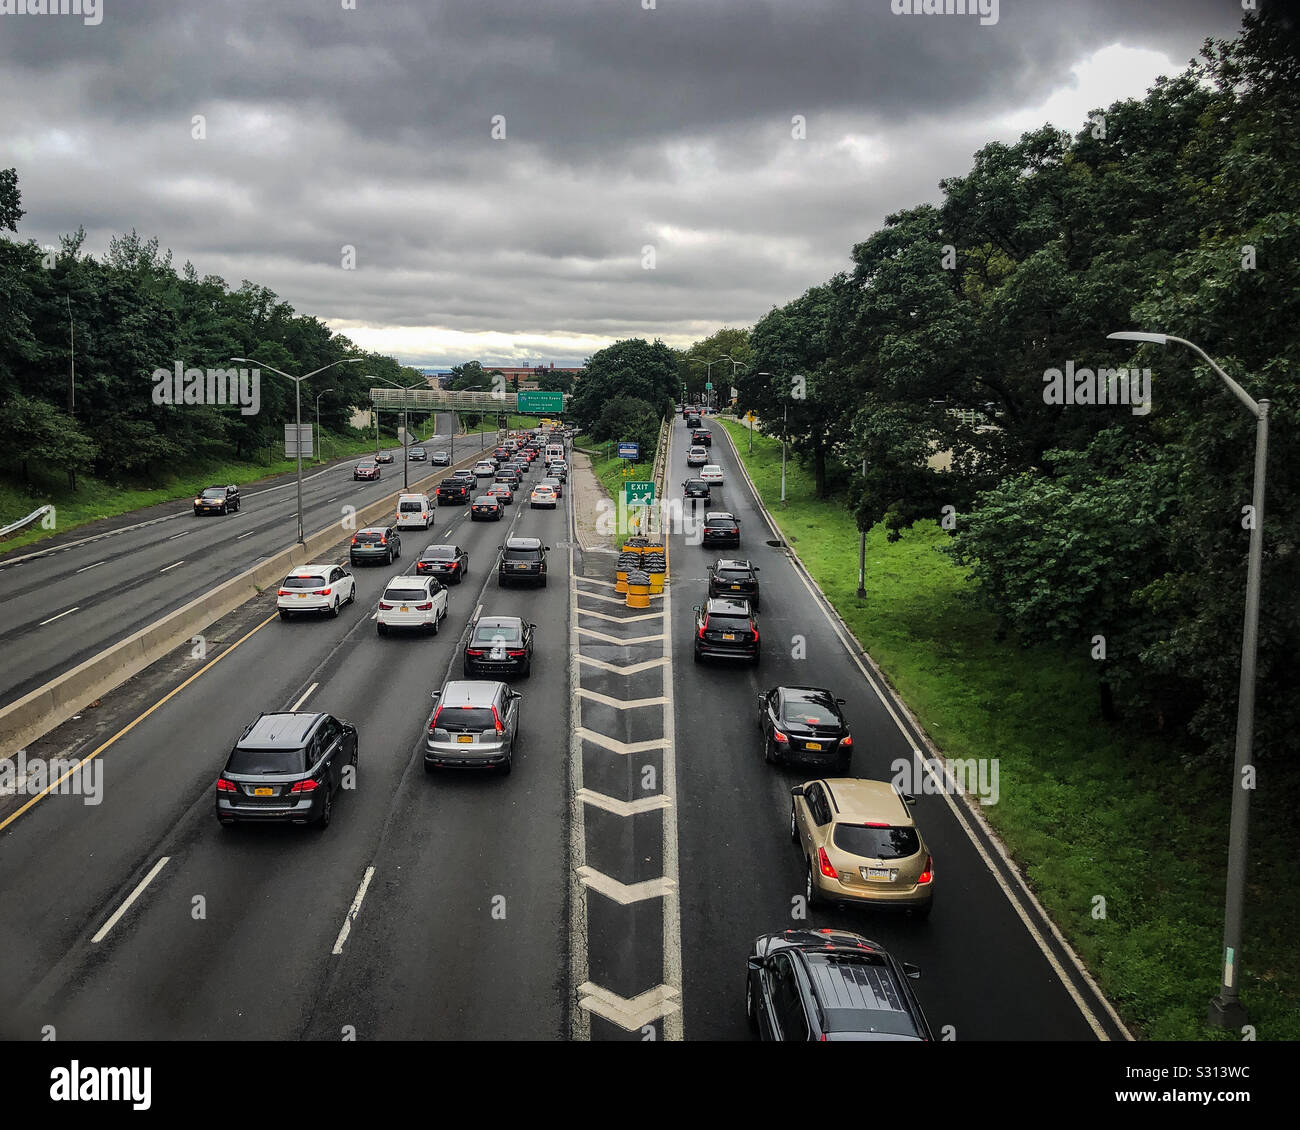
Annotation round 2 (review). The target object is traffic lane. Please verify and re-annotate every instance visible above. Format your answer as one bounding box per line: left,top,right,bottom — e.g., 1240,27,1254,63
0,509,469,1031
672,417,1099,1040
303,497,573,1039
2,506,493,1038
0,439,490,707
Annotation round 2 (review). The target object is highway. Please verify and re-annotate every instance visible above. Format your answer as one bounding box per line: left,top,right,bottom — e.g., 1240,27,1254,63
0,415,485,709
0,415,1126,1040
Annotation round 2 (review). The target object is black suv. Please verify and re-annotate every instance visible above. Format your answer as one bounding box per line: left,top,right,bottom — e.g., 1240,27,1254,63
683,477,711,503
215,712,357,829
691,428,712,447
693,597,759,665
746,928,932,1041
701,511,741,548
417,544,469,583
708,559,760,610
757,686,851,767
194,484,240,515
437,477,471,505
498,537,550,587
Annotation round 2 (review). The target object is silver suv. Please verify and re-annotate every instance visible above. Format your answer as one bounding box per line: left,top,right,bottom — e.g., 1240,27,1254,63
424,680,522,775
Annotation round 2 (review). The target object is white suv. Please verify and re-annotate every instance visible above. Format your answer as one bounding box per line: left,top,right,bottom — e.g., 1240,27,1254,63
376,575,449,636
687,446,708,467
473,460,497,478
277,564,356,620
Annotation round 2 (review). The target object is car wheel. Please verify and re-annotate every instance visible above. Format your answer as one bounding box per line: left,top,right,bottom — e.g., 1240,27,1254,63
521,659,532,679
279,609,291,621
765,734,776,765
315,788,333,830
377,623,387,636
913,900,933,921
789,806,799,842
500,753,512,776
806,862,822,907
347,586,356,605
432,612,440,635
330,597,340,618
463,663,474,678
751,652,761,668
540,575,548,588
424,761,436,775
693,647,701,664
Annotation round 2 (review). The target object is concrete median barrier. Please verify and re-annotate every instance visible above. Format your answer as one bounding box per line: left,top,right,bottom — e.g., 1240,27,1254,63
0,442,493,758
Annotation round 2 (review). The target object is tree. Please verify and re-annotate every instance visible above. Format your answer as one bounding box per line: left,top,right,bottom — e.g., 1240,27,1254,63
568,339,676,435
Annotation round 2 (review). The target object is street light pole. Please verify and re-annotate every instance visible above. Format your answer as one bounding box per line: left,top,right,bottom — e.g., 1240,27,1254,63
1108,331,1270,1029
780,401,788,508
230,356,364,544
856,456,867,598
315,388,335,466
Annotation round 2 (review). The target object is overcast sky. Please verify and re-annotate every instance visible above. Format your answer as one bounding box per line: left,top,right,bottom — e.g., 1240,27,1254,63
0,0,1248,367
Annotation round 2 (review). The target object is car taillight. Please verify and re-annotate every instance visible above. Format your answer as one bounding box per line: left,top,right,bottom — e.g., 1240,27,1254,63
314,587,332,596
491,706,504,734
379,536,387,545
415,601,433,611
507,649,527,657
216,777,237,793
750,622,759,641
428,706,442,734
773,730,789,744
466,649,485,657
289,779,318,793
918,856,933,885
818,848,837,880
378,601,393,610
277,588,291,596
448,561,459,569
351,536,359,545
840,734,853,748
730,527,738,534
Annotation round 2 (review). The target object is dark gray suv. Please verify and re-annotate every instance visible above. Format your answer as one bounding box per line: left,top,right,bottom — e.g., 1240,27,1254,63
215,712,357,829
350,525,402,565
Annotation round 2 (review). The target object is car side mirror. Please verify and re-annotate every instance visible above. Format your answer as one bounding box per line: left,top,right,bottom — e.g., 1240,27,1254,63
902,793,917,806
430,691,441,702
903,963,922,980
746,956,766,972
544,546,551,551
835,697,846,705
790,784,806,797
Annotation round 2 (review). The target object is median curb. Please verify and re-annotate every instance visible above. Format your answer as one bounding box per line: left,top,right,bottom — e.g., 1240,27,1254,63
0,441,493,758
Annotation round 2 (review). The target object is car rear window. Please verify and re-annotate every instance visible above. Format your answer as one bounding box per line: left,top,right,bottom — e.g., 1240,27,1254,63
686,479,707,488
383,586,427,602
355,531,384,543
833,824,920,860
436,706,497,733
706,613,751,630
782,701,838,725
422,547,455,560
716,567,753,581
472,624,522,644
504,548,541,561
705,518,736,528
227,747,307,775
399,500,425,512
282,575,326,589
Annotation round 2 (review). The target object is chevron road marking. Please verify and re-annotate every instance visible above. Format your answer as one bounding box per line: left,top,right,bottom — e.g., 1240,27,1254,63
576,788,672,817
578,655,669,675
575,727,669,756
577,627,665,645
577,589,663,605
577,867,677,905
578,688,667,710
577,983,681,1031
577,608,663,624
575,577,620,589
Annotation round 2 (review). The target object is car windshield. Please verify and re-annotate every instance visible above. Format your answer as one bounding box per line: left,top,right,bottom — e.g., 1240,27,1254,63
833,824,920,860
357,463,375,469
473,624,522,644
282,575,326,589
201,488,226,498
227,747,306,775
782,700,839,725
504,548,540,561
383,587,426,602
436,706,497,733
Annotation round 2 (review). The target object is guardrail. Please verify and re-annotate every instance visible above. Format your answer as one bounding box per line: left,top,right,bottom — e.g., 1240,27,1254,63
0,504,53,540
648,415,671,538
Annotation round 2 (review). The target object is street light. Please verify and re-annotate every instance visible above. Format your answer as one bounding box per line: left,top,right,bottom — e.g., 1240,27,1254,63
314,388,336,466
230,356,364,544
1108,330,1271,1030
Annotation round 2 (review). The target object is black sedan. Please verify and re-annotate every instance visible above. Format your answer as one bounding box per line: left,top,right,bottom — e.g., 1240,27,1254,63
375,451,395,464
471,495,504,521
416,543,469,583
463,615,535,678
757,685,852,768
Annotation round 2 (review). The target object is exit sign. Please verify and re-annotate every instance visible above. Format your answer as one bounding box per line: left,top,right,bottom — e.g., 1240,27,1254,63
516,390,564,413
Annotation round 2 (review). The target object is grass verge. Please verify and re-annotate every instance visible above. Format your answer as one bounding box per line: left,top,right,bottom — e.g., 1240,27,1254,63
717,416,1299,1041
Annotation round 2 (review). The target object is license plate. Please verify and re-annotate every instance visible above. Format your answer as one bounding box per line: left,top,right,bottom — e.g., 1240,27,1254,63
730,584,741,590
805,741,822,751
253,787,274,796
297,594,308,599
515,564,529,570
400,606,409,612
456,734,474,744
864,867,895,882
722,632,735,641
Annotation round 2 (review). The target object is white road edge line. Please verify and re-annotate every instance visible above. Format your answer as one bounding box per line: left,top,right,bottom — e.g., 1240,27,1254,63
331,865,376,955
660,422,684,1041
235,530,256,540
718,419,1129,1042
289,682,318,712
39,607,80,626
92,857,170,944
567,483,591,1041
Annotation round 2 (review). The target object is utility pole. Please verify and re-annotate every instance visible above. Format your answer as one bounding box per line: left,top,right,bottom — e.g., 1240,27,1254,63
856,456,867,598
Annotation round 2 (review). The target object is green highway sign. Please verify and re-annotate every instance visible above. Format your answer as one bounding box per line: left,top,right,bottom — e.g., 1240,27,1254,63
516,390,564,414
623,480,655,508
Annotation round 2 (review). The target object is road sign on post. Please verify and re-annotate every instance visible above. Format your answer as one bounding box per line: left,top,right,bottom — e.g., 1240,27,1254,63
617,441,640,460
516,390,564,414
284,423,312,458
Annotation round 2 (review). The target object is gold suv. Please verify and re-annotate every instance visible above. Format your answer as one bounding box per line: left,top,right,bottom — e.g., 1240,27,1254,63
791,778,933,917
